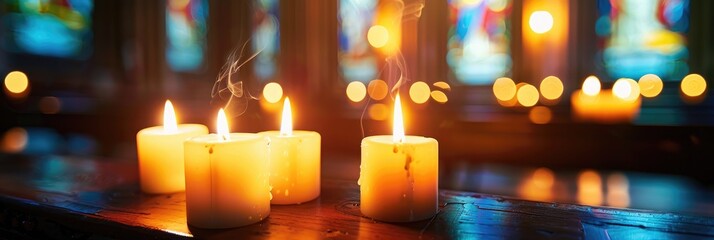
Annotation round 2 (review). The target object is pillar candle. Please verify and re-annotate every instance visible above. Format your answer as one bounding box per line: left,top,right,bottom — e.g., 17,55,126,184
360,94,439,222
184,109,270,229
136,100,208,194
259,98,321,205
571,76,640,123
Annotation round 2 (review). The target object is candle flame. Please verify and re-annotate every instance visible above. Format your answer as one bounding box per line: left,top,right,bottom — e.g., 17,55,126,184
280,97,293,136
217,108,230,140
582,76,601,96
393,94,405,143
163,100,178,132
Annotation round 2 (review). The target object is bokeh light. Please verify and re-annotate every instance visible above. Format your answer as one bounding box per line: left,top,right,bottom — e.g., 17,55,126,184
681,73,706,97
409,81,431,104
516,83,539,107
433,81,451,91
638,74,663,98
606,173,630,208
367,79,388,100
613,78,639,101
367,25,389,48
368,103,389,121
493,77,517,101
529,11,554,34
1,127,28,153
577,170,603,206
263,82,283,103
529,106,552,124
4,71,29,96
539,76,563,100
582,76,601,96
430,90,448,103
346,81,367,102
39,96,61,114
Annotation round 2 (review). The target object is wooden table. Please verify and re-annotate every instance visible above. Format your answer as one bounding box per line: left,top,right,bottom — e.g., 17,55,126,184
1,154,713,239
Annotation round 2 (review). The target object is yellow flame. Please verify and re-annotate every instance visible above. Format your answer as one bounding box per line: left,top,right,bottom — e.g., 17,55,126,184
217,108,230,140
164,100,178,132
582,76,601,96
393,94,405,143
280,97,293,136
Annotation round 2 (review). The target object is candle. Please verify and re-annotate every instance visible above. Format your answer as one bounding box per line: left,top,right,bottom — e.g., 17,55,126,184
259,97,321,205
359,94,439,222
136,100,208,194
184,109,270,228
571,76,641,123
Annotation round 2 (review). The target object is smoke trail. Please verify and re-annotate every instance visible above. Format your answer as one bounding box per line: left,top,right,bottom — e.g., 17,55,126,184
211,40,262,117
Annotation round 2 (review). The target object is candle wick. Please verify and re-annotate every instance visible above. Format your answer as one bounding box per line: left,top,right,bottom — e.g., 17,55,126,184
221,135,227,141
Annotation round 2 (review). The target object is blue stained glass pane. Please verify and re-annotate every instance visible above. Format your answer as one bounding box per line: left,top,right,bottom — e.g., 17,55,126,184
447,0,513,85
2,0,93,59
166,0,208,72
597,0,689,81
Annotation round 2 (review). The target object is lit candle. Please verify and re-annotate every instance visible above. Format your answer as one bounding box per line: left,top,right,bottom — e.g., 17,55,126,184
259,97,321,205
136,100,208,194
184,109,270,228
360,94,439,222
571,76,641,123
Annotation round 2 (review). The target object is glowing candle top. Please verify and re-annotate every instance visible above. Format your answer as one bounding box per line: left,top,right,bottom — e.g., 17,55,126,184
392,94,405,143
280,97,293,136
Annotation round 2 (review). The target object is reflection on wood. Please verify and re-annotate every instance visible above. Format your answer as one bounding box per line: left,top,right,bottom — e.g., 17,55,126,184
1,155,713,239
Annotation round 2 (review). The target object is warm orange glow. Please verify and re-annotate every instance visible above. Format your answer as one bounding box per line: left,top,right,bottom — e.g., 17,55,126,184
372,1,402,56
280,97,293,136
392,94,405,143
518,167,555,201
368,103,389,121
539,76,563,100
367,25,389,49
681,73,706,97
529,106,552,124
582,76,601,96
263,82,283,103
409,81,430,104
346,81,367,102
1,127,28,153
529,11,553,34
493,77,517,101
164,100,178,132
613,78,639,102
577,170,603,206
216,108,230,140
638,74,663,98
606,173,630,208
4,71,29,95
367,79,388,100
517,84,539,107
430,90,448,103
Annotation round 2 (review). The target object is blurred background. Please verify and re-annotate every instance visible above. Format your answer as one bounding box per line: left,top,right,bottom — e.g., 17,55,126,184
1,0,713,217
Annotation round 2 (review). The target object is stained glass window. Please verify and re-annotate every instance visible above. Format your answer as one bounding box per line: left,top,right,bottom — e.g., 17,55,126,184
338,0,379,83
166,0,208,72
597,0,689,81
253,0,279,82
447,0,513,85
1,0,93,59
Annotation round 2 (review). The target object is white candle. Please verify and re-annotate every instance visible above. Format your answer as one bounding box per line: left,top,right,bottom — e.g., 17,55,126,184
360,94,439,222
136,100,208,194
184,109,270,228
259,97,321,205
